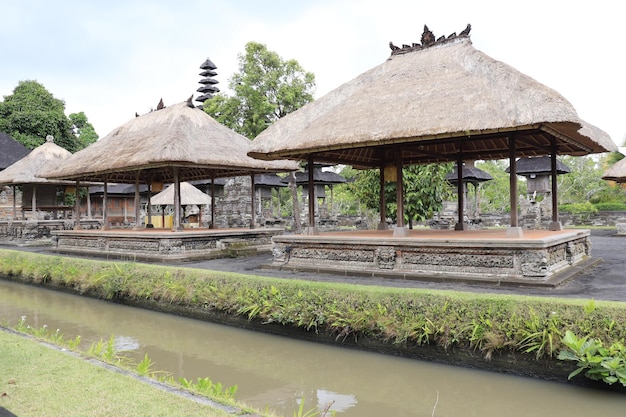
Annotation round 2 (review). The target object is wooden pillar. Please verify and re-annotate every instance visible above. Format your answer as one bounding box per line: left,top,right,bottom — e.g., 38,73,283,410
74,180,82,230
378,163,387,230
133,173,142,230
86,187,92,219
507,135,523,237
455,153,466,231
102,177,109,230
549,138,562,230
393,152,408,236
306,156,318,234
11,185,16,220
146,179,152,227
210,174,216,229
250,174,256,229
31,184,37,220
172,167,182,231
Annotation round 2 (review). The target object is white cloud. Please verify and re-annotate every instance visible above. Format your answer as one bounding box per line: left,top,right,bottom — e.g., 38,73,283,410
1,0,624,147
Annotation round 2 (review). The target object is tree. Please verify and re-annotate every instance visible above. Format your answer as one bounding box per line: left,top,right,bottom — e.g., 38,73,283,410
348,163,453,227
68,111,99,150
203,41,315,139
0,80,94,152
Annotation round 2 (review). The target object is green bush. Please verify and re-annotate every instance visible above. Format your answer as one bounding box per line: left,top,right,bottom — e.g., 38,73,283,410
594,202,626,212
559,201,598,215
558,330,626,386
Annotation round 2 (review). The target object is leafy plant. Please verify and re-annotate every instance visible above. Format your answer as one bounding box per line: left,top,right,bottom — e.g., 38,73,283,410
557,330,626,386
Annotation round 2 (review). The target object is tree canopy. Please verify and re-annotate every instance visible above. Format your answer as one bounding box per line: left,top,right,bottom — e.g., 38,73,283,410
203,42,316,139
0,80,98,152
348,163,453,227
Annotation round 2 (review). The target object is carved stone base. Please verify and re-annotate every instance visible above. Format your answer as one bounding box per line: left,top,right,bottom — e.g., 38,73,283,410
270,229,592,283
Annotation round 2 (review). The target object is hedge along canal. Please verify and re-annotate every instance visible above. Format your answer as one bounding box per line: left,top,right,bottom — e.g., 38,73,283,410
2,248,626,389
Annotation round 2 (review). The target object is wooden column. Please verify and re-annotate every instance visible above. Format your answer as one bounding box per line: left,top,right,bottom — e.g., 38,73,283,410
11,185,16,220
133,173,142,230
378,163,387,230
393,152,408,236
455,149,466,230
210,174,215,229
74,180,82,230
507,135,523,237
31,184,37,219
146,178,153,227
549,138,562,230
102,176,109,230
306,156,318,234
250,174,256,229
173,167,182,231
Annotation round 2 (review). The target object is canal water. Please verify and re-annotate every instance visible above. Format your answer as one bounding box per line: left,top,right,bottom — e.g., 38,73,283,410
1,279,625,416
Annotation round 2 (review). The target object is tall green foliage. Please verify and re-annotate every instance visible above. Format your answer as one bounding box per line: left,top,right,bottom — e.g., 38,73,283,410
0,80,97,152
203,42,315,139
348,163,453,226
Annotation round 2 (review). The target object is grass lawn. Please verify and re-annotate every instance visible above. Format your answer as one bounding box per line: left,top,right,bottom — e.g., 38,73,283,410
0,330,240,417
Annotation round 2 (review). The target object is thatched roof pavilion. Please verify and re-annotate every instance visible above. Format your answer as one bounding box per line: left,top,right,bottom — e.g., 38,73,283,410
505,156,571,176
601,157,626,183
0,136,73,219
40,100,298,230
249,25,616,235
150,182,211,206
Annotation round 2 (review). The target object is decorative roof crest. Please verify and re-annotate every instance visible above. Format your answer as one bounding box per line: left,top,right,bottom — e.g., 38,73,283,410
389,24,471,55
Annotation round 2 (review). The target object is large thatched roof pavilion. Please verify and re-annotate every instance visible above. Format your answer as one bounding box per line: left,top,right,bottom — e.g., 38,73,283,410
248,24,616,284
41,100,297,231
250,25,615,235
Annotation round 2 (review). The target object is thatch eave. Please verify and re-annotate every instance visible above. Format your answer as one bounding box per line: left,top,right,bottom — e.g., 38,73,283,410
39,102,298,183
248,37,615,168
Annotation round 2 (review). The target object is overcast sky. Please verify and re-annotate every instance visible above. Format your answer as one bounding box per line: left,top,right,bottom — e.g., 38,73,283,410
1,0,624,148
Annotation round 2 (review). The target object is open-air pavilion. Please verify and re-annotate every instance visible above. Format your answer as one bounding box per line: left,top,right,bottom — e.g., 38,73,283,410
601,156,626,235
39,100,298,262
0,136,75,220
248,25,616,285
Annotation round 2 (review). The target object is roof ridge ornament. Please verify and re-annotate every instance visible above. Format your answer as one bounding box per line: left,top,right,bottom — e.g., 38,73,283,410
389,24,471,55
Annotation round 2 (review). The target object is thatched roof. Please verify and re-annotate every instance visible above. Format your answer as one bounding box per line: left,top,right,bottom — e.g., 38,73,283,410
445,166,493,185
505,156,571,175
255,173,288,188
39,101,298,183
289,169,347,185
150,182,211,206
249,33,615,168
0,132,30,170
601,157,626,183
0,136,74,185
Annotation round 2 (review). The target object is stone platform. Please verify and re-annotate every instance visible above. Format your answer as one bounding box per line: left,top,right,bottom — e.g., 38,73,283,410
269,228,595,287
51,227,283,262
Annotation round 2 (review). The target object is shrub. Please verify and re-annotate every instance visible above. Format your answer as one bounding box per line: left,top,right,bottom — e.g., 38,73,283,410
594,202,626,212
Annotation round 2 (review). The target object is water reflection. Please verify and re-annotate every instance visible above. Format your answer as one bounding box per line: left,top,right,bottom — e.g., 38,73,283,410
2,279,626,417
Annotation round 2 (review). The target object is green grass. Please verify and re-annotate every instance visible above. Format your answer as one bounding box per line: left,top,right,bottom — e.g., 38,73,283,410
0,330,237,417
2,248,626,378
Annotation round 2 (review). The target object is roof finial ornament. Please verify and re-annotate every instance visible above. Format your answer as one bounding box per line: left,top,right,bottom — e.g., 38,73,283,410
389,23,472,56
46,135,54,143
157,98,165,110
